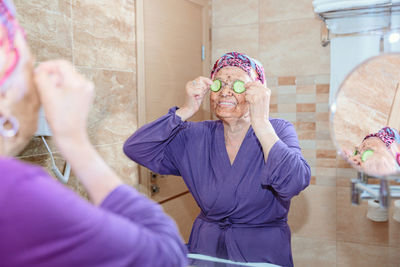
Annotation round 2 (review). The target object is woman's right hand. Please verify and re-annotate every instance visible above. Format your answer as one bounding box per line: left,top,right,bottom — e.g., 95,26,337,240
34,60,94,148
176,76,212,121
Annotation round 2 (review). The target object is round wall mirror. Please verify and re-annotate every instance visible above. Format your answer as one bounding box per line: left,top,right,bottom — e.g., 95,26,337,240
331,53,400,178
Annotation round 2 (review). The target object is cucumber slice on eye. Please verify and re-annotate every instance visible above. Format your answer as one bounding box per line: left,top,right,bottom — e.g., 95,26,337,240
361,150,374,162
210,80,222,92
233,80,245,94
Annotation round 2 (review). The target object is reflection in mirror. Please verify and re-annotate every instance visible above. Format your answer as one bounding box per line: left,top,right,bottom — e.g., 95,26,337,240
332,54,400,177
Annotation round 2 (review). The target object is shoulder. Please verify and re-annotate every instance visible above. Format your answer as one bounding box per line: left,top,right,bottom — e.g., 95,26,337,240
269,118,294,133
182,120,220,135
0,157,48,185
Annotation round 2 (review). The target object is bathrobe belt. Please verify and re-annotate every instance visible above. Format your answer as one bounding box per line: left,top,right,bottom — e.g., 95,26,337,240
198,212,288,260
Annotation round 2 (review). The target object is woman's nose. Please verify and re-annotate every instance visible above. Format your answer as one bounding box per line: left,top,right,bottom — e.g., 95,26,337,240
350,155,362,166
220,84,232,96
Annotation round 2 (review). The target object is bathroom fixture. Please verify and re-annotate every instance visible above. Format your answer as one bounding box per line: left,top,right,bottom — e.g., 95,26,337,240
35,107,71,183
315,2,400,209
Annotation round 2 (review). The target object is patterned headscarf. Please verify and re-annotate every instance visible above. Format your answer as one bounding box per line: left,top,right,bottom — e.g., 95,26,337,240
210,52,266,85
364,127,400,166
0,0,22,92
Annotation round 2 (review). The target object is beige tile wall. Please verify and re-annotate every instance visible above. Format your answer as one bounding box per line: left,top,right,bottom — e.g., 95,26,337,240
212,0,400,266
14,0,139,197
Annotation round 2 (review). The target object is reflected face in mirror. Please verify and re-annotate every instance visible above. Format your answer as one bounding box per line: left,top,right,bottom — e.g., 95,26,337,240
210,67,251,121
332,54,400,177
346,136,399,176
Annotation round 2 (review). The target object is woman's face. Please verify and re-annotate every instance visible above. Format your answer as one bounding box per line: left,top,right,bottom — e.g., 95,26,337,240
0,29,40,156
210,67,252,121
348,137,399,176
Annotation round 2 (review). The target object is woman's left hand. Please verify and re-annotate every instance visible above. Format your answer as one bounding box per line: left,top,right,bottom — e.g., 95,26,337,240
244,81,271,126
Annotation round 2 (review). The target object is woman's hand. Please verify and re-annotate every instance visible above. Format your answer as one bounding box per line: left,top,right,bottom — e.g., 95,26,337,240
35,60,123,205
34,60,94,147
244,81,271,126
176,76,212,121
245,81,279,161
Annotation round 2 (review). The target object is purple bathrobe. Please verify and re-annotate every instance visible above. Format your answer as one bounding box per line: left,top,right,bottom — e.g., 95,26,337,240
0,157,187,267
123,107,311,267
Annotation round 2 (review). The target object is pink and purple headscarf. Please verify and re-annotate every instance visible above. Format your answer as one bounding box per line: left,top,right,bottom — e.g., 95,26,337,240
364,127,400,166
210,52,266,85
0,0,22,92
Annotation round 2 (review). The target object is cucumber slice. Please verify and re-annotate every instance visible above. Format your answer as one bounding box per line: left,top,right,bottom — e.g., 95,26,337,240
210,80,221,92
233,80,245,94
361,150,374,162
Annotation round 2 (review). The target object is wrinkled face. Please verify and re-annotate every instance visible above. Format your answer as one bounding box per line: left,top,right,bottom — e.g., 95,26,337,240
210,67,252,121
348,137,399,176
0,28,39,156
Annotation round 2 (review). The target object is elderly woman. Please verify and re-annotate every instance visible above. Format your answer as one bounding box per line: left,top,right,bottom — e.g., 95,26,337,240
346,127,400,176
0,1,187,266
124,52,311,266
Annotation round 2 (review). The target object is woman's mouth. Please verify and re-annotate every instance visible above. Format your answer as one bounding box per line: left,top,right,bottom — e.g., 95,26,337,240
218,101,236,107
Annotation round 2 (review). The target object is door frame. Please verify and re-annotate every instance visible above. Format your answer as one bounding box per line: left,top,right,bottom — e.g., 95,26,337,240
135,0,211,196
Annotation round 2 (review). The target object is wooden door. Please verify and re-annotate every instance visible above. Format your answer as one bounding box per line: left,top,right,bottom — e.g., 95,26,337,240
136,0,210,242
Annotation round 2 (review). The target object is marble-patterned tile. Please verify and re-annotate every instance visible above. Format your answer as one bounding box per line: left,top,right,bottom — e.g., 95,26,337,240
317,103,329,113
296,122,316,131
19,136,58,158
266,76,278,87
78,68,137,146
317,93,329,103
338,54,400,119
19,153,66,180
337,187,390,246
288,185,337,241
66,143,139,198
316,158,336,168
316,167,336,177
336,155,354,169
317,149,336,159
278,103,296,113
337,242,399,267
270,103,278,113
389,247,400,265
259,19,330,77
299,140,316,150
296,93,316,103
72,0,136,69
317,140,336,150
212,24,259,63
297,112,316,122
291,236,336,267
315,176,336,186
301,148,316,159
317,84,330,94
260,0,315,23
274,112,296,122
278,93,297,104
296,85,316,94
278,76,296,86
296,76,316,86
316,112,329,122
297,103,316,112
212,0,258,27
315,74,330,84
94,143,139,188
277,85,296,94
14,0,73,62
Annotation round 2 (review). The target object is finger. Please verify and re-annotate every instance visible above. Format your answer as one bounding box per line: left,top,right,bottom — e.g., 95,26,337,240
198,76,213,86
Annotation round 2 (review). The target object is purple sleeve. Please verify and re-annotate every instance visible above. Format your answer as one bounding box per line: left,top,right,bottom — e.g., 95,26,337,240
123,107,186,176
261,120,311,200
0,162,187,267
